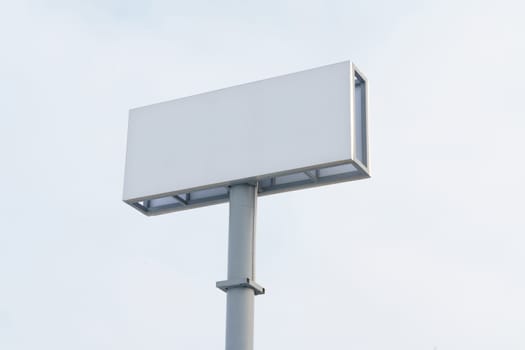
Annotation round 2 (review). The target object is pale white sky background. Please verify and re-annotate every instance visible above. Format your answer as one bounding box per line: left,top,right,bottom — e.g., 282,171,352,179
1,0,524,349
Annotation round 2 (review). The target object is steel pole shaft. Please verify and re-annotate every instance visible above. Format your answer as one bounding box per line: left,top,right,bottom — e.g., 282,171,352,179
225,184,257,350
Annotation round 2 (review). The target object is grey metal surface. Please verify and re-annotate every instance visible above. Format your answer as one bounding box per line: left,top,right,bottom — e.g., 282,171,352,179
222,184,260,350
121,61,372,349
123,61,370,215
216,278,265,296
354,68,368,167
131,160,369,216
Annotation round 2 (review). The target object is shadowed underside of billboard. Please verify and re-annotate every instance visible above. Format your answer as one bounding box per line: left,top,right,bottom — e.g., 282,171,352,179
123,61,369,216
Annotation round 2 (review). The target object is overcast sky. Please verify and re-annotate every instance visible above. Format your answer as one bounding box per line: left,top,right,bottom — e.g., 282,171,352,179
1,1,524,349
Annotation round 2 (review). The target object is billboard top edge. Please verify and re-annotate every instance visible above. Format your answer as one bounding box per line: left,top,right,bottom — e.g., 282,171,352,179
129,60,352,113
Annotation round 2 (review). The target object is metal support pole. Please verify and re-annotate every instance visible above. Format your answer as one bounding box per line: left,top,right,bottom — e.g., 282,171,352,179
216,183,264,350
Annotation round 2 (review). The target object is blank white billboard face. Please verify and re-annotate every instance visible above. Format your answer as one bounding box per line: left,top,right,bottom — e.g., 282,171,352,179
123,61,369,215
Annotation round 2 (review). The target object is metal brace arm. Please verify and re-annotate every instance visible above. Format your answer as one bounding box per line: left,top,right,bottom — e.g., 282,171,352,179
216,277,265,296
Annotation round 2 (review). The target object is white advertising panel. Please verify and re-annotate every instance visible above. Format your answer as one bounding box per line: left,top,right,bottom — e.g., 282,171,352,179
123,61,369,215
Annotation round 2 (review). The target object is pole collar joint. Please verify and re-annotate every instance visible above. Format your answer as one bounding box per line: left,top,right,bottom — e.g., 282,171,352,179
216,277,265,295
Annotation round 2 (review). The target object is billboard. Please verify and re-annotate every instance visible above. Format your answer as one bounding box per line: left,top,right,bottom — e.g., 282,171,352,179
123,61,369,215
